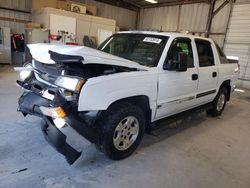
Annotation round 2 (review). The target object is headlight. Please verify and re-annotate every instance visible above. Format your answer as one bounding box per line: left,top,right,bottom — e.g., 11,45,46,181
19,64,33,81
55,76,85,92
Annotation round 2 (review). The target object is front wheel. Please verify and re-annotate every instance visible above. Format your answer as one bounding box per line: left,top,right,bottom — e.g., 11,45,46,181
96,102,145,160
207,87,228,117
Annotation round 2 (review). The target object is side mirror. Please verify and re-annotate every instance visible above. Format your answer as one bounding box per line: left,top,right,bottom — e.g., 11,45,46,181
176,52,188,72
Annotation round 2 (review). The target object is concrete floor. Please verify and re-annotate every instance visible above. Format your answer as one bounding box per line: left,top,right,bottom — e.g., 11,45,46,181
1,65,250,188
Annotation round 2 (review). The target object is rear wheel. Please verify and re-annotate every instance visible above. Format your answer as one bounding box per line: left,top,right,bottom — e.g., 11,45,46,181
96,102,145,160
207,87,228,117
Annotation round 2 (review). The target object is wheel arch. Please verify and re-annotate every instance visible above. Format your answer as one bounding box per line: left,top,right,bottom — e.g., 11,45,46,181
107,95,152,132
220,80,231,101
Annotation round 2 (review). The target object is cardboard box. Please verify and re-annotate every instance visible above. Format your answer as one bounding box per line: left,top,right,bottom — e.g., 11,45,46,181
33,0,97,16
68,1,96,15
86,4,97,16
57,1,70,11
25,22,41,29
71,3,86,14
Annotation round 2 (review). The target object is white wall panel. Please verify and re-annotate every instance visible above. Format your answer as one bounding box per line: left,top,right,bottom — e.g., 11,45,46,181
211,0,231,33
139,6,179,31
80,0,137,29
139,3,209,32
138,2,231,47
224,3,250,81
179,3,209,32
209,35,225,47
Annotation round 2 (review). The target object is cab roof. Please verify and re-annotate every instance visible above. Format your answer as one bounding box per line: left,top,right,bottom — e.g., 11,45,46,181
118,30,213,43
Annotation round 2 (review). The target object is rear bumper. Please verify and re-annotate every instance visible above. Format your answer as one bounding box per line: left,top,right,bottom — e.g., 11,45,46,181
17,79,99,164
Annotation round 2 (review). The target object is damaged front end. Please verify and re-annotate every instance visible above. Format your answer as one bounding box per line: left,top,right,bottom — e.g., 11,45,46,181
15,52,111,164
15,42,148,164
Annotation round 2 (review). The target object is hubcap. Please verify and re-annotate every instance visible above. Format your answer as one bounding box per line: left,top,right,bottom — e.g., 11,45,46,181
217,93,225,111
113,116,139,151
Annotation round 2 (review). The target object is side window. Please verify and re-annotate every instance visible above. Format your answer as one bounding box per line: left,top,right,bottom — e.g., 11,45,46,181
195,39,214,67
166,38,194,68
215,42,229,64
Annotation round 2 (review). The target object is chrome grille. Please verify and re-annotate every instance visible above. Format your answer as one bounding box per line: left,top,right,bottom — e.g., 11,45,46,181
33,60,62,84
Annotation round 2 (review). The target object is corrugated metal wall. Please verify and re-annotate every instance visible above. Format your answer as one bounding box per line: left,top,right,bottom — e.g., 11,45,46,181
224,3,250,86
139,6,179,31
0,10,30,33
210,0,231,47
0,0,31,11
179,3,209,32
0,0,31,33
138,3,209,32
138,1,231,47
80,0,137,29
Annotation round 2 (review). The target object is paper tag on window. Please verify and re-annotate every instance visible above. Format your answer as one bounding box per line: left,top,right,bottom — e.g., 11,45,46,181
143,37,162,44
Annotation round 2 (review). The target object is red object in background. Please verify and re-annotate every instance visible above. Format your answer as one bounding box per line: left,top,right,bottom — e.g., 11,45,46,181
11,34,25,52
66,42,79,45
50,34,62,41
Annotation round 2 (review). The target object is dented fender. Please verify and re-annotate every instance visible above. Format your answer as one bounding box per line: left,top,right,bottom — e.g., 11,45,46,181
78,70,159,121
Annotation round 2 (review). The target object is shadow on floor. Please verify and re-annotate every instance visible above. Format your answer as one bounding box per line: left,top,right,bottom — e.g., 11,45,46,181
74,108,211,169
73,97,245,169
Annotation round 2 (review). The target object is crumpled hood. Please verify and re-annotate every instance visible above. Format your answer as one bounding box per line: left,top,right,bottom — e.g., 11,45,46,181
28,43,149,71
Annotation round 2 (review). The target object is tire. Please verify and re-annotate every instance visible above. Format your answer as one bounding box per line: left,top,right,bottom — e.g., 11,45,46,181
96,102,145,160
207,87,228,117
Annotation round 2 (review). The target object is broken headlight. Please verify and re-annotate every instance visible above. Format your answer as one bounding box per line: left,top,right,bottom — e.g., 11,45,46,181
55,76,85,93
18,64,33,81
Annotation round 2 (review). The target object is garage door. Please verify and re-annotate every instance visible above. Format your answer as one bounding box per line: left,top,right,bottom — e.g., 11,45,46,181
224,3,250,83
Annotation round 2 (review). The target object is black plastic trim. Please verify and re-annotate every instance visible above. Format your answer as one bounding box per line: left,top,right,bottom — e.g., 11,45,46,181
18,92,51,117
196,89,216,98
49,51,84,65
41,119,81,165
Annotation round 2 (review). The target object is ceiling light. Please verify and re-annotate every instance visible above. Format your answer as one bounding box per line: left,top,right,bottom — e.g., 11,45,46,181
145,0,158,4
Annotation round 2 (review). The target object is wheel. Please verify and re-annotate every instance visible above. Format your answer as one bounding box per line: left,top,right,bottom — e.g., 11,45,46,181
207,87,228,117
96,102,145,160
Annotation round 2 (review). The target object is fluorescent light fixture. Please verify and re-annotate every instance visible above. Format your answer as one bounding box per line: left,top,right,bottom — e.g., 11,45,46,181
145,0,158,4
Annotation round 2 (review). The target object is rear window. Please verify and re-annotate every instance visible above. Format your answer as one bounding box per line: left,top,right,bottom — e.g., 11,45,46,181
195,39,214,67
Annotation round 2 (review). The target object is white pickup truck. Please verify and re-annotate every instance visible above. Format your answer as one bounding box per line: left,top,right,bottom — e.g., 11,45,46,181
16,31,239,164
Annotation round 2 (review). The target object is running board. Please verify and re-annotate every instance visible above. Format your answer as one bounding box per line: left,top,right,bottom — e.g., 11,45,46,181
150,103,213,131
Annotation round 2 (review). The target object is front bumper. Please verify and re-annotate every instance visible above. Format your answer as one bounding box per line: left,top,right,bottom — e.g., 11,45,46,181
41,118,81,164
17,79,99,164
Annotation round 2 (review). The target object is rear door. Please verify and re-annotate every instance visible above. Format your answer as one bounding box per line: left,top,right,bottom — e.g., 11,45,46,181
195,39,218,103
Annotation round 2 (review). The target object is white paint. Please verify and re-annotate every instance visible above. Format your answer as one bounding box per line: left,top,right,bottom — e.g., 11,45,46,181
224,3,250,82
29,31,238,122
27,43,149,71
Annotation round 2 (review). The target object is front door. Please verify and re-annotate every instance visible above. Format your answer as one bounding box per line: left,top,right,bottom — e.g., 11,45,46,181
155,37,198,119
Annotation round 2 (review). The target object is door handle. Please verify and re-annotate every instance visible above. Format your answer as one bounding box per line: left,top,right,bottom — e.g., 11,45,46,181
212,72,217,77
192,74,198,80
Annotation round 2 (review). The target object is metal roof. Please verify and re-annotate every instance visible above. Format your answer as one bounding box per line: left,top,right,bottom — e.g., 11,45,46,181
126,0,210,8
94,0,211,11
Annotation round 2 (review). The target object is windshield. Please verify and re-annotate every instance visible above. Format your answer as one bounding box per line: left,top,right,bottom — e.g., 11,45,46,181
98,33,168,67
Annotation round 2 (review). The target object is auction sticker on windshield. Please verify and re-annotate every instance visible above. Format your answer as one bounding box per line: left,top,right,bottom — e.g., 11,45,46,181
143,37,162,44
